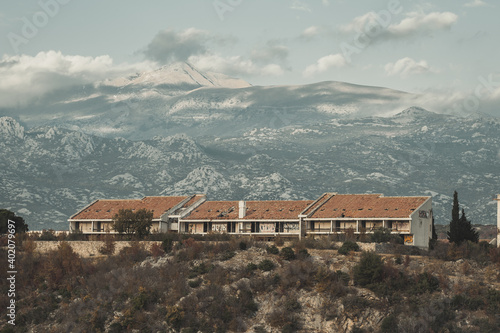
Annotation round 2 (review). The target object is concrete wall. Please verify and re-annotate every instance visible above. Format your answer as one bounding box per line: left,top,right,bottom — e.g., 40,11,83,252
411,198,432,249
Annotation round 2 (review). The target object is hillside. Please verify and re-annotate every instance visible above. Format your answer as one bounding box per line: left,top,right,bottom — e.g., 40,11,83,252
3,237,500,332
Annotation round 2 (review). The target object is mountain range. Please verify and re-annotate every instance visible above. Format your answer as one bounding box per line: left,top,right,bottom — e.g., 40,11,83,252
1,63,499,231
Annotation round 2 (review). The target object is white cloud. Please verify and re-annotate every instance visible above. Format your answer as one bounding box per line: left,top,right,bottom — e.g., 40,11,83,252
464,0,488,7
0,51,154,108
388,12,458,37
340,11,458,41
143,28,209,64
340,12,381,33
300,26,321,39
384,57,433,77
303,53,347,76
189,54,285,77
322,0,330,6
291,0,311,12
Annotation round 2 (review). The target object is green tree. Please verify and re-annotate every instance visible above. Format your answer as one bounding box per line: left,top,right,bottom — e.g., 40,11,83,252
353,251,384,287
447,191,479,244
431,216,438,240
0,209,28,234
113,208,153,238
458,209,479,243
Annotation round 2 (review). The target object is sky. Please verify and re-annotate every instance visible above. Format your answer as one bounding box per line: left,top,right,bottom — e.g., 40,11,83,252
0,0,499,115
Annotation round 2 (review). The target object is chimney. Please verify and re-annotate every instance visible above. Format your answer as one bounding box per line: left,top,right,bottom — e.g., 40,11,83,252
496,195,500,248
239,201,246,219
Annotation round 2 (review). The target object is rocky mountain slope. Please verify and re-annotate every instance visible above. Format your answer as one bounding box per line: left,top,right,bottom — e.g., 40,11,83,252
1,106,499,230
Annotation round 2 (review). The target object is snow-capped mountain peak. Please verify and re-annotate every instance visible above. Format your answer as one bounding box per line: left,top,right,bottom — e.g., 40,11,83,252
101,62,251,89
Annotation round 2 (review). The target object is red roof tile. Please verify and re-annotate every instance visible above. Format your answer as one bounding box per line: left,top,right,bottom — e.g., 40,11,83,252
71,196,189,220
184,200,314,220
307,194,429,219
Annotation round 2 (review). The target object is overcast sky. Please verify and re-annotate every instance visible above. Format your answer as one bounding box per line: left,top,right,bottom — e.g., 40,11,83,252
1,0,499,114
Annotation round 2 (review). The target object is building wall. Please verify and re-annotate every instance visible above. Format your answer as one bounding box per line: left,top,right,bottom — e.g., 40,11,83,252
411,199,432,249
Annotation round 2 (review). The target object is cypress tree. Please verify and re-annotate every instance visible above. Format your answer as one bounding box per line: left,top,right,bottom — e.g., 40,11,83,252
431,216,438,240
447,191,479,244
459,208,479,243
447,191,461,244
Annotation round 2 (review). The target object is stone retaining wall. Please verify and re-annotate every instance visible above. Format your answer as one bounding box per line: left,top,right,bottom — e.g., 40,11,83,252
34,241,162,258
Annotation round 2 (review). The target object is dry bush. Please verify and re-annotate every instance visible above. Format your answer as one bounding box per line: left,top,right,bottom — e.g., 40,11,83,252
181,238,204,260
21,238,37,254
99,234,116,255
43,241,84,289
119,241,150,263
461,260,472,275
274,235,285,246
205,265,229,286
315,266,349,298
150,243,165,257
279,259,316,291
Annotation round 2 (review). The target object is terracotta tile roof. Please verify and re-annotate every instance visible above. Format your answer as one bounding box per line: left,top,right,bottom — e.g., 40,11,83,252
307,194,429,219
181,194,205,208
184,200,314,220
71,196,189,220
301,193,335,215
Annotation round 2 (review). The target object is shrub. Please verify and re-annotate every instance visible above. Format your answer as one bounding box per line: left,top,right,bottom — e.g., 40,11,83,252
119,242,149,263
98,235,115,255
166,305,185,330
150,243,165,257
353,251,384,287
370,228,392,243
219,251,236,261
411,272,439,295
381,314,398,333
188,278,202,288
297,248,310,259
274,235,285,246
338,241,360,255
247,263,258,271
239,241,247,250
267,245,280,255
258,259,275,271
280,247,296,260
38,229,57,241
162,233,178,253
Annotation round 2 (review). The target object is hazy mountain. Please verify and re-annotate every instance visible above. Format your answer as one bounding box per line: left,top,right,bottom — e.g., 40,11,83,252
3,62,413,140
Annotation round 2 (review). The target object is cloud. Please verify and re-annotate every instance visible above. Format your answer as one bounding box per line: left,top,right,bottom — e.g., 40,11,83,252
384,57,433,77
250,41,289,64
322,0,330,6
387,12,458,37
303,53,347,76
291,0,311,12
340,11,458,41
0,51,153,108
188,54,285,77
300,26,321,40
464,0,488,7
143,28,209,64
